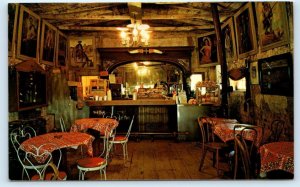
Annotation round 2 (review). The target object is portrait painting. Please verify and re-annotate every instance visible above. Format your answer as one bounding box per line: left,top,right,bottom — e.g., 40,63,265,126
40,20,57,65
255,2,289,51
17,5,40,60
56,31,68,67
8,3,19,57
69,37,95,69
234,3,257,59
198,31,218,67
221,17,237,68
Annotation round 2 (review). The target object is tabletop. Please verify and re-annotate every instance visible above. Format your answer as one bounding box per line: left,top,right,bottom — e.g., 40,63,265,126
70,118,119,135
214,123,262,146
20,132,95,160
259,141,294,174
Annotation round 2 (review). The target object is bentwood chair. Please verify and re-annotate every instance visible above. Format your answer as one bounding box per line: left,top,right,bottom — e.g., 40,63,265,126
77,128,115,180
198,117,229,176
109,115,135,162
233,127,259,179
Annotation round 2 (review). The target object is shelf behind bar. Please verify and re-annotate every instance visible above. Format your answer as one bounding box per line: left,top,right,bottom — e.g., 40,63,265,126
86,99,176,106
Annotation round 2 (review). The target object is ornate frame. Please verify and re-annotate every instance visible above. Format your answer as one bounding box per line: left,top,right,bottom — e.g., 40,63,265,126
40,20,57,66
17,5,41,60
197,31,218,67
56,31,68,67
8,3,19,57
234,3,257,59
221,17,237,69
255,2,289,51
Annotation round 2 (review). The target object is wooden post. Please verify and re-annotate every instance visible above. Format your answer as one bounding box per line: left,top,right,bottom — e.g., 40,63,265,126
211,3,228,117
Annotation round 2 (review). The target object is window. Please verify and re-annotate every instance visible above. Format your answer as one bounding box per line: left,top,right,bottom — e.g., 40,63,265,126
190,74,204,91
229,77,246,91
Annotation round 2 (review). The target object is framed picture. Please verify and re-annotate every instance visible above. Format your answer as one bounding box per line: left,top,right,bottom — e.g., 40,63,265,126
258,52,293,96
221,17,237,68
8,3,19,57
198,31,218,67
40,20,57,66
255,2,289,52
17,5,41,60
56,31,68,67
250,61,259,84
69,37,96,69
234,3,257,59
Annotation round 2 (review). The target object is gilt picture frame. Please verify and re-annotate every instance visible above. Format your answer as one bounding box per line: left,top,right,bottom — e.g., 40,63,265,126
255,2,289,52
40,20,57,66
56,31,68,67
8,3,19,57
17,5,40,60
221,17,237,69
198,31,218,67
69,36,96,69
234,3,257,59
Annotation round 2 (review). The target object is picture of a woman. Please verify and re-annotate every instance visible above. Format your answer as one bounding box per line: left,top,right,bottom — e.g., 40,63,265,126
199,37,212,64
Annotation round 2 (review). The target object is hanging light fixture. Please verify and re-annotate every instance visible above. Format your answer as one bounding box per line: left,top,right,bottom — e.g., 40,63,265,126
117,14,150,47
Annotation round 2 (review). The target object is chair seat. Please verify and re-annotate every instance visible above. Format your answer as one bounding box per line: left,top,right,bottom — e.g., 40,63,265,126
77,157,106,168
31,171,67,180
112,135,127,142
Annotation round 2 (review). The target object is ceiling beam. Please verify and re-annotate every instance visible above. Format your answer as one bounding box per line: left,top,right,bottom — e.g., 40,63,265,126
58,25,214,31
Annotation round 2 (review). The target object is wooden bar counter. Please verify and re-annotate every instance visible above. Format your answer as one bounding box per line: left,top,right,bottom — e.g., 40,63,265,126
85,99,177,138
85,99,176,106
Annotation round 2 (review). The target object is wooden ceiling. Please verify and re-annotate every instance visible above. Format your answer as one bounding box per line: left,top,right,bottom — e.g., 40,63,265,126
22,2,245,35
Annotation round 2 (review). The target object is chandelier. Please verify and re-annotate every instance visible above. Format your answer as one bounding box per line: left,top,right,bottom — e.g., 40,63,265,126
117,18,150,47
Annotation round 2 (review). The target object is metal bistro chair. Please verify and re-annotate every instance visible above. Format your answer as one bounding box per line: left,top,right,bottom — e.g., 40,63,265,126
109,115,135,162
30,143,67,180
77,127,115,180
59,116,67,132
266,119,285,143
198,117,229,176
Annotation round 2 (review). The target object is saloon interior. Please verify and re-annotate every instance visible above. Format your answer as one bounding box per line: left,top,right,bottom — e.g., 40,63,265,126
8,1,294,181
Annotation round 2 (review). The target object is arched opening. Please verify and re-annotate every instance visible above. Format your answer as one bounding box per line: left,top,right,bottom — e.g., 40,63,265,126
108,60,187,97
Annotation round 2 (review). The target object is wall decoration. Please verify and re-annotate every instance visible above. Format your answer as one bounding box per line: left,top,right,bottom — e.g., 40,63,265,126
258,52,293,96
8,3,19,57
198,31,218,67
255,2,289,52
69,37,95,69
40,20,57,66
234,3,257,59
250,61,259,84
17,5,40,60
221,17,237,68
56,31,68,67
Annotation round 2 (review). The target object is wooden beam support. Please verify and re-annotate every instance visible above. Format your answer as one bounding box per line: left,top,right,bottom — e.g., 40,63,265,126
211,3,228,117
58,25,214,31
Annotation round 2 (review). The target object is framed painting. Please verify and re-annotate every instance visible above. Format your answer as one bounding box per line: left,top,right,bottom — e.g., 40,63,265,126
234,3,257,59
198,31,218,67
56,31,68,67
17,5,40,60
40,20,57,66
221,17,237,68
8,3,19,57
258,52,293,96
69,36,96,69
250,61,259,84
255,2,289,52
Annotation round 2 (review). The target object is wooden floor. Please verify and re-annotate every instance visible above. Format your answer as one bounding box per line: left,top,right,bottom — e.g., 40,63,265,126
66,138,231,180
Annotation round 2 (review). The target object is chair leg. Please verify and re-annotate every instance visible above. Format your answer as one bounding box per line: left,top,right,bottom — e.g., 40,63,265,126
122,143,126,161
199,149,207,171
216,149,220,176
234,150,238,179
